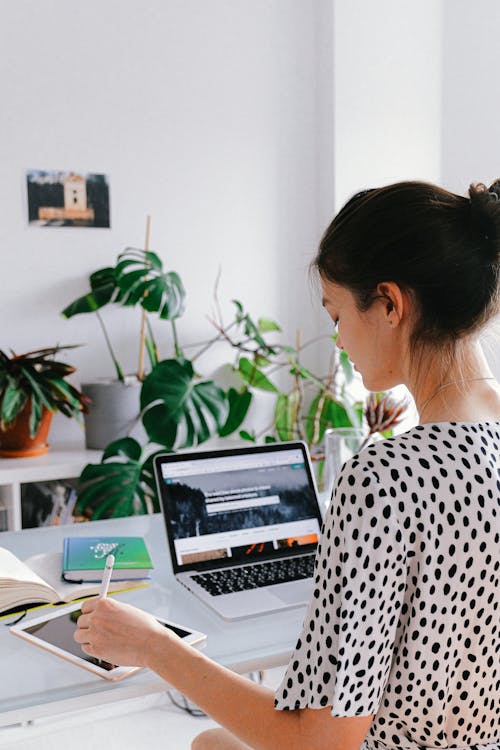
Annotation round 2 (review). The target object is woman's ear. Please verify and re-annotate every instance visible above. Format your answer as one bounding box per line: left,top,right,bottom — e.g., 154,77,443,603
376,282,406,328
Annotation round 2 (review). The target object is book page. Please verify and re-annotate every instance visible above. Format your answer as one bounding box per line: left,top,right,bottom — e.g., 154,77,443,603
26,551,146,603
26,552,100,602
0,547,58,609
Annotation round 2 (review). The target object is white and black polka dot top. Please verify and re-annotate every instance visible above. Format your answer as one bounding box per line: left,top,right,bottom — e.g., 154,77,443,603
275,422,500,750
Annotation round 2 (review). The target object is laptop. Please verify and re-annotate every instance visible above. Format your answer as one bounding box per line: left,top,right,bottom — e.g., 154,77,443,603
154,441,323,621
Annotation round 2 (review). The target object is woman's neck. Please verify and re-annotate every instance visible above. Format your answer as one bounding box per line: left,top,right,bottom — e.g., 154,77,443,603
409,342,500,424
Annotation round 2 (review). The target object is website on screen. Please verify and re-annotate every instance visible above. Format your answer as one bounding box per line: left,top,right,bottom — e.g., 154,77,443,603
160,450,321,567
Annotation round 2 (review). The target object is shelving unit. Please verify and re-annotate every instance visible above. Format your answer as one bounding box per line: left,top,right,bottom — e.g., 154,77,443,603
0,448,101,531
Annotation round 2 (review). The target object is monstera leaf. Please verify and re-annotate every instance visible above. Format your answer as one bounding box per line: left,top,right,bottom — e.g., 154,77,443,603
61,267,121,317
75,438,160,520
115,248,186,320
218,387,252,438
140,359,229,449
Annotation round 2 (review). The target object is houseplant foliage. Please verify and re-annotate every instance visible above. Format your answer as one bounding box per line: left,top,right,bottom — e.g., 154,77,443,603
0,346,88,455
62,247,186,381
67,249,405,520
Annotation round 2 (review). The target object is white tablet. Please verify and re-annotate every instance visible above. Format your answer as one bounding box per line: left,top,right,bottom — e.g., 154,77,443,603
10,601,207,681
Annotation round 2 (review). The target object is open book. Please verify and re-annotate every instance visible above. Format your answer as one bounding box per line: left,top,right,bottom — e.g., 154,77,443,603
0,547,147,615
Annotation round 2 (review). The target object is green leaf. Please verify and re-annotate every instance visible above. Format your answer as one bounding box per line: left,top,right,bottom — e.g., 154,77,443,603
264,435,277,443
77,462,144,519
115,249,186,321
240,315,275,353
144,335,158,368
325,399,353,428
0,348,86,432
102,437,142,462
238,357,279,393
18,368,54,415
143,250,163,270
0,380,28,425
75,441,157,519
305,394,352,445
274,391,300,441
289,365,315,380
28,396,43,438
140,359,229,449
239,429,256,442
62,267,118,317
254,354,272,368
257,317,281,333
218,387,252,438
231,299,243,314
339,349,354,384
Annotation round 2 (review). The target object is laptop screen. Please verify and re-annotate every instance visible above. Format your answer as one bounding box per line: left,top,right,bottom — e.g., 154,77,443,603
154,442,323,573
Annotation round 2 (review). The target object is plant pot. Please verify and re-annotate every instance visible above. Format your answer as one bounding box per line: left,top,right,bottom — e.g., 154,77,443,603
82,378,146,450
0,402,53,457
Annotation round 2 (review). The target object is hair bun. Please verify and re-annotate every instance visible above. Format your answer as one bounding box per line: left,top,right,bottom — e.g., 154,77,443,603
487,178,500,201
468,180,500,262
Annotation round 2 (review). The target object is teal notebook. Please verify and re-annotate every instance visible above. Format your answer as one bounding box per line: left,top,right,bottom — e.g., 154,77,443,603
62,537,153,582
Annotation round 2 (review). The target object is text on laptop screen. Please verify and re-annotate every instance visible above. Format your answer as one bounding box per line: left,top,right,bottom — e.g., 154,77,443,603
158,448,321,569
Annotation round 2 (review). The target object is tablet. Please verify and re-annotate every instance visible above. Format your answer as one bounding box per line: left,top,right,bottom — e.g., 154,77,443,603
10,601,207,681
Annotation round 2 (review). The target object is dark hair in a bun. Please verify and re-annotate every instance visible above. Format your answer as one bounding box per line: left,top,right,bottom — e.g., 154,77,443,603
314,179,500,349
468,180,500,263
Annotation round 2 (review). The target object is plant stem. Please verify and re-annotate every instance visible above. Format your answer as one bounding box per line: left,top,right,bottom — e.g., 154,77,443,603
292,329,305,440
96,311,125,382
145,318,159,366
171,319,182,359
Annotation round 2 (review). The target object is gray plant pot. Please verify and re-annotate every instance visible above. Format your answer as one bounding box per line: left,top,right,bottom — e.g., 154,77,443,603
82,378,146,450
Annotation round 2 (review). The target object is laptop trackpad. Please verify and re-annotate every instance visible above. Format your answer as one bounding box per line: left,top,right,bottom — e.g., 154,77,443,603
271,579,313,604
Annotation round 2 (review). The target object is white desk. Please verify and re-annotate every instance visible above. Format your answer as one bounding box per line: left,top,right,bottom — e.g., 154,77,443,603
0,514,306,728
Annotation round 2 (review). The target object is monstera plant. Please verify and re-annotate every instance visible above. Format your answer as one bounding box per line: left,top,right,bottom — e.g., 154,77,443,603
64,248,405,520
62,247,186,382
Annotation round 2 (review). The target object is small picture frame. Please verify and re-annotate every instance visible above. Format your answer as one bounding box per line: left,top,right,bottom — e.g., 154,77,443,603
26,169,111,228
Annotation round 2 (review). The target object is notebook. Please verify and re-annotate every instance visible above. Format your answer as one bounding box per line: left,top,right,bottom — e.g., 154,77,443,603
154,441,323,621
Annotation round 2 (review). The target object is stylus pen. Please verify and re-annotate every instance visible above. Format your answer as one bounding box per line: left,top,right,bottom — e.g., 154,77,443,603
99,554,115,598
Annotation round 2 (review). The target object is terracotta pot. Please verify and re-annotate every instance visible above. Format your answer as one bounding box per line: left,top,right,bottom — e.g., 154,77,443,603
0,401,53,457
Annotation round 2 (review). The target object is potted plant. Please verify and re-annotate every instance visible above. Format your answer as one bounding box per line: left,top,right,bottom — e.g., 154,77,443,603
61,245,186,449
0,346,89,457
71,281,408,520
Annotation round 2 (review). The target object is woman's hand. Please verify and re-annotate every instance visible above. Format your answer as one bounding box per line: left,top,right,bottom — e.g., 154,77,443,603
74,597,172,667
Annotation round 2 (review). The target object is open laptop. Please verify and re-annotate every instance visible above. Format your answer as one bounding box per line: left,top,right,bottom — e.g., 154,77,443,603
154,441,323,621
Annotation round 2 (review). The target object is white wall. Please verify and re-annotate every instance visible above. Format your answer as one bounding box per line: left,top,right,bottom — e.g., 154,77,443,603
441,0,500,192
313,0,444,413
0,0,327,444
441,0,500,377
332,0,443,210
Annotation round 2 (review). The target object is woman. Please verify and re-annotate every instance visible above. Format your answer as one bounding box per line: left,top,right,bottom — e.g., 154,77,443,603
75,179,500,750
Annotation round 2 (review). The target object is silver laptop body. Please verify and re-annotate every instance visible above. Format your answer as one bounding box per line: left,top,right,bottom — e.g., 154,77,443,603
154,441,323,621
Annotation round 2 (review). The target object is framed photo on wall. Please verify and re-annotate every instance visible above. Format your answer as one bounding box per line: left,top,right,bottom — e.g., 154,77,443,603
26,169,111,228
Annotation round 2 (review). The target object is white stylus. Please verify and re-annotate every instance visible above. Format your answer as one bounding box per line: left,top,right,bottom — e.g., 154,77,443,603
99,554,115,598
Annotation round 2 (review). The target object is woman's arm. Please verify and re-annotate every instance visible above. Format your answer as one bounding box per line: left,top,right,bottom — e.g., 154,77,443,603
74,597,372,750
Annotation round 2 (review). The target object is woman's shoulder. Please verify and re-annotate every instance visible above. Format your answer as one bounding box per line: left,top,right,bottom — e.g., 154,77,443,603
341,420,500,482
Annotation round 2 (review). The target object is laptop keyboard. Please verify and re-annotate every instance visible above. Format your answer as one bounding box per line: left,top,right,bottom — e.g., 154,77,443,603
191,555,315,597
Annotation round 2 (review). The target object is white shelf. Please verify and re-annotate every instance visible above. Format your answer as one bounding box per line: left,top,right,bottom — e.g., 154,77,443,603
0,447,101,532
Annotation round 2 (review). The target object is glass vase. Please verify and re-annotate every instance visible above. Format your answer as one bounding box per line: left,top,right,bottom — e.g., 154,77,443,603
323,427,367,505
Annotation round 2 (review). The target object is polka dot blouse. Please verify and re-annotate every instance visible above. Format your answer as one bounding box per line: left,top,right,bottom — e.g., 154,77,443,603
275,422,500,750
